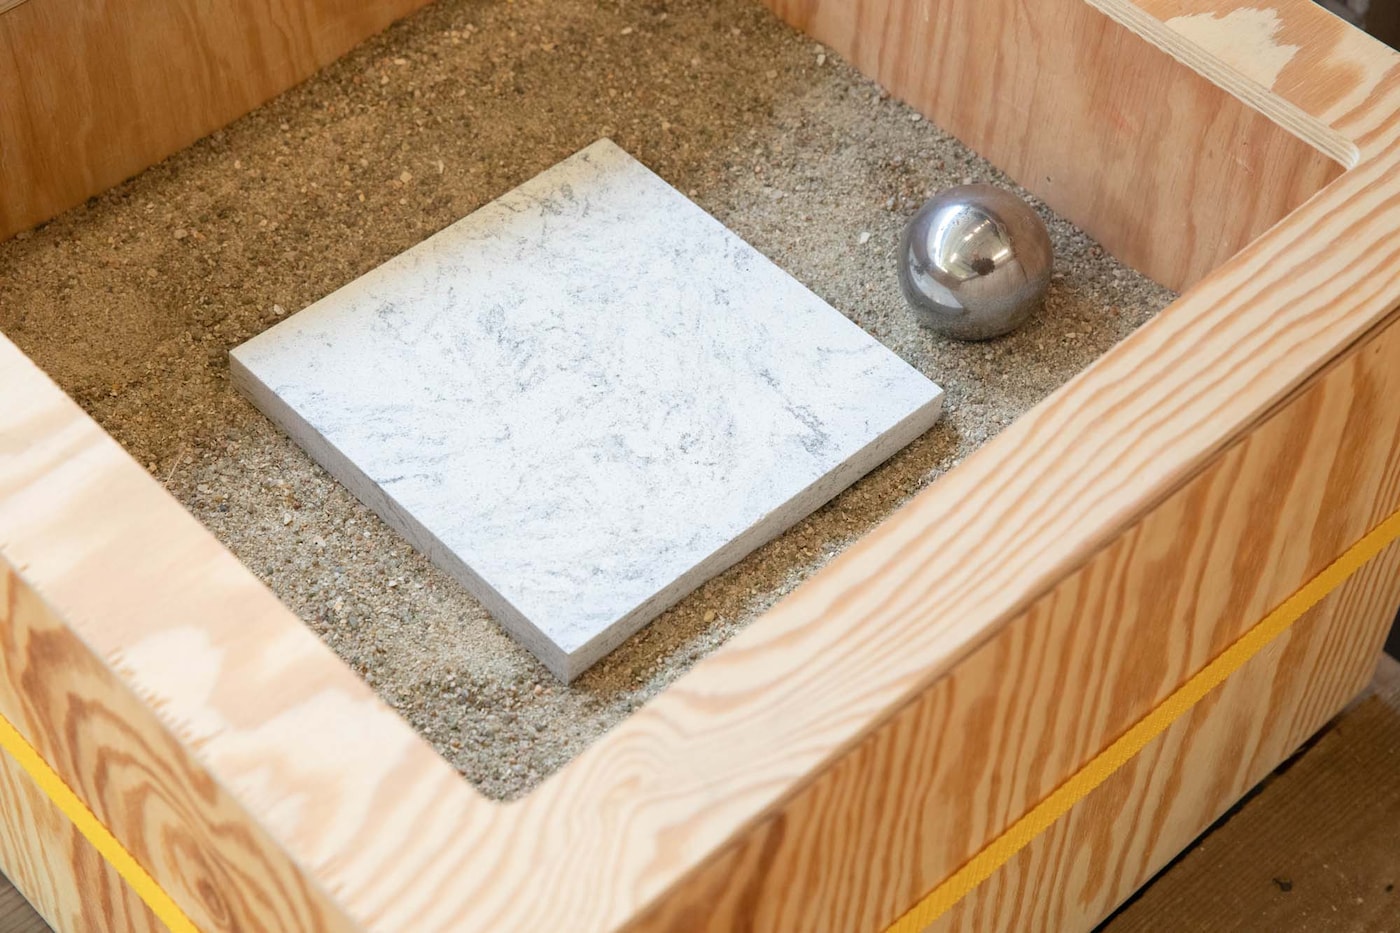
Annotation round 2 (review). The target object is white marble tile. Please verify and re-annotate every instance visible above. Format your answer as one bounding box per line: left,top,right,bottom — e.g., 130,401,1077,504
231,140,943,681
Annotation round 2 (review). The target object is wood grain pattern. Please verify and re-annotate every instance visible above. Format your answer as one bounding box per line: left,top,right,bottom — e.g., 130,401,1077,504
0,866,50,933
1101,656,1400,932
759,0,1345,291
1,2,1400,933
931,542,1400,932
624,304,1400,932
0,0,433,240
445,20,1400,927
0,348,368,933
1134,0,1400,146
0,749,158,933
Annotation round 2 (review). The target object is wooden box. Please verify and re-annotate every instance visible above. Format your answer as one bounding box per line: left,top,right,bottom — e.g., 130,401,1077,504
3,0,1400,930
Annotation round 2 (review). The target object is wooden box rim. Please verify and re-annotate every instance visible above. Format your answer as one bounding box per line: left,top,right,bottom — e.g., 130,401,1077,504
3,0,1400,930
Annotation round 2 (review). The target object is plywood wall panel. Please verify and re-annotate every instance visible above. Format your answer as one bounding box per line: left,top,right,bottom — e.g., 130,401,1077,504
625,306,1400,931
0,748,164,933
759,0,1346,290
1,3,1399,933
0,0,434,239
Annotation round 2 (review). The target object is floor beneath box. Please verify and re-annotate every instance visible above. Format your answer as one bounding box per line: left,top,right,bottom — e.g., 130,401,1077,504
0,0,1175,799
0,885,41,933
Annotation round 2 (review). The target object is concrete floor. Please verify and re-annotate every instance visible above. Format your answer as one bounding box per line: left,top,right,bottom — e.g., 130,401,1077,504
1098,654,1400,932
0,882,42,933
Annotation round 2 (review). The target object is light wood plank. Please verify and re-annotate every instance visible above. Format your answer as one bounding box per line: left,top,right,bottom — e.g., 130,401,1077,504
624,302,1400,932
0,362,365,930
0,2,1399,933
928,541,1400,932
482,36,1400,932
0,0,434,240
760,0,1346,291
1136,0,1400,151
1100,655,1400,932
0,749,157,933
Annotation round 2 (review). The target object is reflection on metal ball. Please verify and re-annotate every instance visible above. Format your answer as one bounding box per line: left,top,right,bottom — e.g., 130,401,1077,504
898,184,1053,341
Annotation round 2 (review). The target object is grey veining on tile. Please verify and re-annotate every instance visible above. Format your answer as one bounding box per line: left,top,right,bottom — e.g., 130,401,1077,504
231,139,943,681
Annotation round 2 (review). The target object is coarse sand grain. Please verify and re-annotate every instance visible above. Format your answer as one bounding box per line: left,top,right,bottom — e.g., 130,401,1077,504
0,0,1175,799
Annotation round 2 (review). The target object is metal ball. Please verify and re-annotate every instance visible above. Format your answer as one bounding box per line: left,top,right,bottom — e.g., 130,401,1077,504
898,184,1053,341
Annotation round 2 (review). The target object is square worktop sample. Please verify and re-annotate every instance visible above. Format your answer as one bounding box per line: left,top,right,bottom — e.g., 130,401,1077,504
231,140,943,681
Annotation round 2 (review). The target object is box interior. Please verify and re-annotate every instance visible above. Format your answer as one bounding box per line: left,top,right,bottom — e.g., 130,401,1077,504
0,0,1344,801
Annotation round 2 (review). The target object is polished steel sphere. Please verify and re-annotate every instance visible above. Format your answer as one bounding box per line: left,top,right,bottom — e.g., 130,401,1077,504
898,184,1053,341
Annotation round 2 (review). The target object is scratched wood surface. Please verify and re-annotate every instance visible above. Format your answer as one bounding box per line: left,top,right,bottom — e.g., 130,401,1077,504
2,1,1400,933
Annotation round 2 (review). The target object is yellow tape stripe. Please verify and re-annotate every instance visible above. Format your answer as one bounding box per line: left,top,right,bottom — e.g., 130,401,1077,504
885,504,1400,933
1,509,1398,933
0,711,200,932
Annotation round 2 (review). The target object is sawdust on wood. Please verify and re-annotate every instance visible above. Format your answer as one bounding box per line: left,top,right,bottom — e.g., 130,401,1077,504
0,0,1175,800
